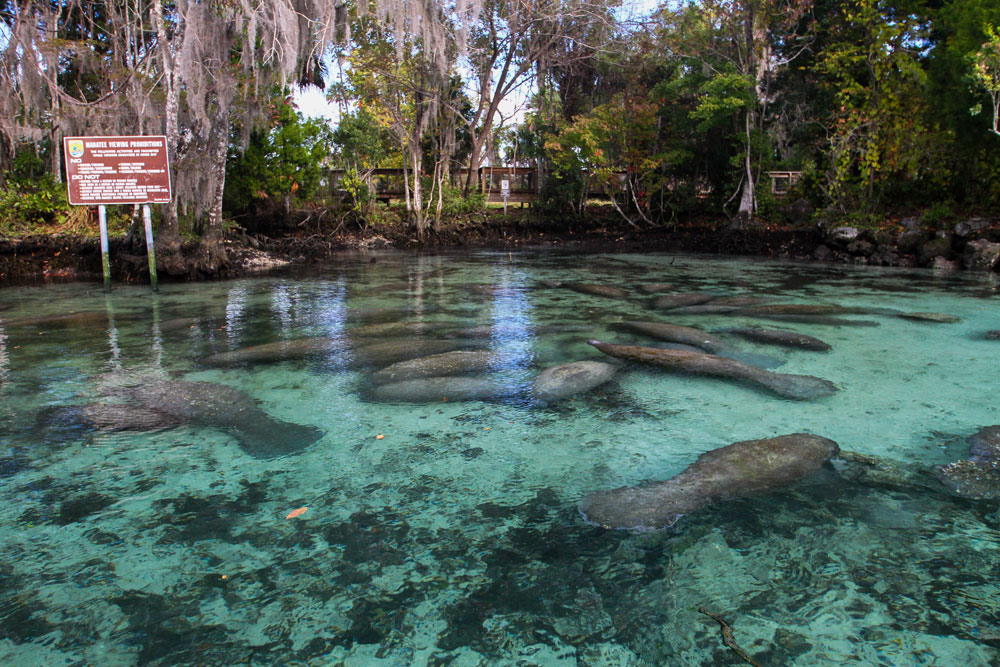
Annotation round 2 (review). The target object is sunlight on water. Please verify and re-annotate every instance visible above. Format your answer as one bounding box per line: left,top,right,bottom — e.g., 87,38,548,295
0,250,998,666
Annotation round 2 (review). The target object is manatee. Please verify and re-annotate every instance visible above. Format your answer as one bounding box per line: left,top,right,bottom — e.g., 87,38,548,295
76,378,323,458
619,321,731,354
896,312,961,324
652,293,714,310
579,433,840,530
346,320,455,338
709,296,769,307
734,303,851,316
936,425,1000,499
349,339,483,368
532,361,618,402
718,327,831,351
636,283,675,294
588,340,837,400
619,321,783,368
158,316,205,332
665,304,743,315
443,323,590,339
742,314,880,327
986,330,1000,341
549,282,630,299
7,311,110,328
368,376,519,403
370,350,507,385
201,337,347,365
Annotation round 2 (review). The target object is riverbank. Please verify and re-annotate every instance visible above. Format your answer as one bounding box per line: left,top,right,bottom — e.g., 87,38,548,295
2,208,999,284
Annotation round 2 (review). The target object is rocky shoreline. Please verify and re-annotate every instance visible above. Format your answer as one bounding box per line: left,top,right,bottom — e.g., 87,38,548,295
1,211,999,284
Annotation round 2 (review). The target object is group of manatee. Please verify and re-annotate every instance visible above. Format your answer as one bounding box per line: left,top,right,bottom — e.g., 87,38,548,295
17,276,998,532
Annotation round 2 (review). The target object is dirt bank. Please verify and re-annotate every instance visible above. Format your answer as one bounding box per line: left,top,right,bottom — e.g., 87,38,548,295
2,210,998,285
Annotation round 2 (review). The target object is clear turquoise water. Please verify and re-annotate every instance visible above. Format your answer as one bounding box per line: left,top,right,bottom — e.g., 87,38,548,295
0,250,998,666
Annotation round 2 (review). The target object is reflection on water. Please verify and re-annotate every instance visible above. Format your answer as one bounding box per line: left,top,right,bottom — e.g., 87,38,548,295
0,250,998,666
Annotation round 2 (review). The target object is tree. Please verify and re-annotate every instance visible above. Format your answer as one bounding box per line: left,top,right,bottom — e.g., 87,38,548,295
969,25,1000,136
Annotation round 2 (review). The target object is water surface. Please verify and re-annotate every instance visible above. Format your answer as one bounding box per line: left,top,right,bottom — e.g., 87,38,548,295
1,251,998,665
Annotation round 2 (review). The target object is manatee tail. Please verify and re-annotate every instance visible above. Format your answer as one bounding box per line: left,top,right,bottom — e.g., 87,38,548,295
752,371,838,400
233,418,323,458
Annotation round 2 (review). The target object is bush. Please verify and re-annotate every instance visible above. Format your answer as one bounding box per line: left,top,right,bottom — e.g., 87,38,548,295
0,173,71,236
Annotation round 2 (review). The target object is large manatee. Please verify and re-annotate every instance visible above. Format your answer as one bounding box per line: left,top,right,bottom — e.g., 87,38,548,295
652,293,715,310
368,376,519,403
718,327,831,351
936,425,1000,499
548,282,630,299
588,340,837,400
349,339,484,368
619,321,782,368
370,350,508,385
579,433,840,530
74,378,323,458
531,360,619,402
201,337,347,365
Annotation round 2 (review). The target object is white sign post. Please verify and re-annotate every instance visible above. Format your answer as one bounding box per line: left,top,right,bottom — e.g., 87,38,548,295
501,178,510,214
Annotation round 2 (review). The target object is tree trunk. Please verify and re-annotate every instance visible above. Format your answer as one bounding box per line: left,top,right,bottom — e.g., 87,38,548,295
409,138,425,239
194,109,231,276
151,0,183,261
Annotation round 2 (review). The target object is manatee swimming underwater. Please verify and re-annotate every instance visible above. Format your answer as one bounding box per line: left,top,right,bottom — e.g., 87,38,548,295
651,293,715,310
370,350,509,385
588,340,837,400
531,360,619,403
547,282,630,299
718,327,832,351
579,433,840,530
201,337,347,366
73,378,323,458
619,321,783,368
368,376,519,403
936,425,1000,499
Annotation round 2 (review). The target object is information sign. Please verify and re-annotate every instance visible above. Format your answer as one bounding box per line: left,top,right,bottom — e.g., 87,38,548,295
500,178,510,199
63,136,172,206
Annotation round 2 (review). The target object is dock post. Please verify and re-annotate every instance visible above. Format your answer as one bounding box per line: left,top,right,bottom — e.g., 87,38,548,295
98,205,111,292
142,204,159,292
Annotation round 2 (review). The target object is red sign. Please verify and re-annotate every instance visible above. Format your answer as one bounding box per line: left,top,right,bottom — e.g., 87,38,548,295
63,136,172,206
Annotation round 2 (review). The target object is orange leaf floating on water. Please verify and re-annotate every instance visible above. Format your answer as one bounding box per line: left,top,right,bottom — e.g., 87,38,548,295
376,434,385,440
285,507,308,519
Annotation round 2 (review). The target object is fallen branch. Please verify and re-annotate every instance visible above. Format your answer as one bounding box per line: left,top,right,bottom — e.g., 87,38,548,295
698,607,762,667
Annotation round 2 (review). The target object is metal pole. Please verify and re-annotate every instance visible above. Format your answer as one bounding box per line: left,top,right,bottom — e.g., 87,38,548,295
142,204,158,292
98,205,111,292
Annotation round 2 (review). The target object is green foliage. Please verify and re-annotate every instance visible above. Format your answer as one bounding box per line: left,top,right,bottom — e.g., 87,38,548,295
0,148,71,236
921,201,956,229
332,109,395,171
224,102,333,214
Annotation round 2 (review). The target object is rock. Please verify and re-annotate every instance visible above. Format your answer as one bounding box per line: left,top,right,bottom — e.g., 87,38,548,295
963,239,1000,271
588,340,837,400
919,235,953,263
532,361,619,403
897,229,929,254
932,257,960,271
579,433,840,530
847,239,874,256
954,217,991,238
813,244,832,261
899,216,922,231
828,226,861,243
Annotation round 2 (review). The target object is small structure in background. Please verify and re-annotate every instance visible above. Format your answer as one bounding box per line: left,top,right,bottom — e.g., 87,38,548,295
766,170,803,196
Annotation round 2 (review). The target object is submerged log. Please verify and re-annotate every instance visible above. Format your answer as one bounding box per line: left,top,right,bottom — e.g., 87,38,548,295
580,433,840,530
